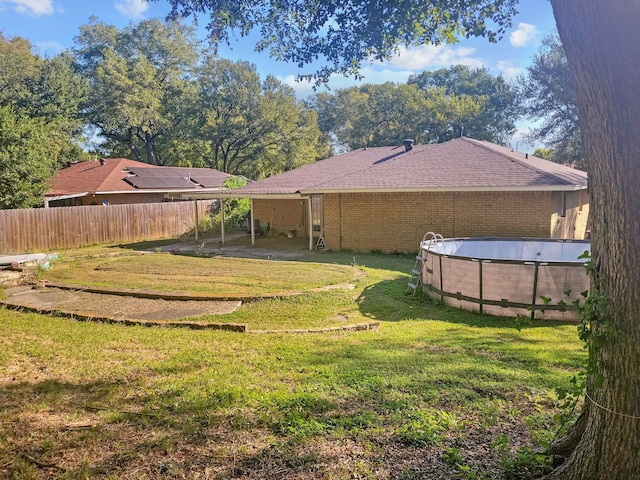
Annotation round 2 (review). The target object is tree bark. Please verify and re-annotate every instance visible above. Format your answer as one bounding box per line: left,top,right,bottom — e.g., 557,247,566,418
546,1,640,478
547,406,589,460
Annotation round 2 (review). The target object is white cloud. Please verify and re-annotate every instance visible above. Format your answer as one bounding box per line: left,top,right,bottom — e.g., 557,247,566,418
496,60,523,82
510,23,539,48
36,40,64,54
280,44,488,99
281,66,416,99
349,66,415,85
379,44,485,71
7,0,53,16
281,75,316,98
114,0,148,19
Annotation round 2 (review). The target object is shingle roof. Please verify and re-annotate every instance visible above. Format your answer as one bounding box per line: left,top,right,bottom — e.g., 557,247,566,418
46,158,230,196
235,137,588,196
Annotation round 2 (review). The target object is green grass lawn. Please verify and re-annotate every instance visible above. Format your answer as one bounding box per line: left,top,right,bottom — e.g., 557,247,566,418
38,249,361,296
0,245,586,479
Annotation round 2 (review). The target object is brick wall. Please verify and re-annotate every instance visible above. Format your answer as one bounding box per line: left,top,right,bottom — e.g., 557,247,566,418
550,190,590,239
253,191,590,253
253,199,307,236
323,191,559,253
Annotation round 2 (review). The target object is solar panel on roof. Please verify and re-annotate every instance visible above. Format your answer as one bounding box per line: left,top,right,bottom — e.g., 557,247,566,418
124,166,227,189
155,177,195,189
125,176,195,189
128,168,176,178
124,177,156,188
189,173,227,187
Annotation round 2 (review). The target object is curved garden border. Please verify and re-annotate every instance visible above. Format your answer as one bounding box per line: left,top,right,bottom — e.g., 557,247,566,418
1,281,380,334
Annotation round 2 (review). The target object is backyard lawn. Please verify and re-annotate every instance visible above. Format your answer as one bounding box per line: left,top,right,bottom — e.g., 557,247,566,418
0,243,586,479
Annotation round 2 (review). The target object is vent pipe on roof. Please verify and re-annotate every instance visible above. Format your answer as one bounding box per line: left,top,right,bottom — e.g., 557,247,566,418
99,158,106,166
403,139,414,152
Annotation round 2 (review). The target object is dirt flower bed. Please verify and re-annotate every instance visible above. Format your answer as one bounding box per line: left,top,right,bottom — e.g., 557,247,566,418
3,286,241,321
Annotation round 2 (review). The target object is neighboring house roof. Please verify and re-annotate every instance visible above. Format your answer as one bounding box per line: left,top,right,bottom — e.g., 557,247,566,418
46,158,230,199
233,137,588,197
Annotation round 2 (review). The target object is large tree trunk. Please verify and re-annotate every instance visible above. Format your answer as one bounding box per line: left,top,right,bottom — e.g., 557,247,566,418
547,1,640,478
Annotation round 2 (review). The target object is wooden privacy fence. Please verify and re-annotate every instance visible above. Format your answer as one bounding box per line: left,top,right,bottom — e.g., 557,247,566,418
0,200,216,253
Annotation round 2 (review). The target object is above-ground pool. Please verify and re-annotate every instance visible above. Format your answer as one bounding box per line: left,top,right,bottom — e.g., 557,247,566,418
418,236,591,320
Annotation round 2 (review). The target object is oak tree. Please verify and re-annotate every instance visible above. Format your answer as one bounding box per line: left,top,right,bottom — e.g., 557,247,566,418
516,34,584,169
73,18,199,165
408,65,517,143
0,34,88,208
197,56,328,177
309,82,485,149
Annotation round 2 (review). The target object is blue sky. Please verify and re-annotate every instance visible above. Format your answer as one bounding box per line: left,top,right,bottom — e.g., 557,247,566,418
1,0,557,149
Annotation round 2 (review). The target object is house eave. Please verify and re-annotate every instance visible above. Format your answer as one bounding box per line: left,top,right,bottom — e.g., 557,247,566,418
44,188,226,206
213,192,304,200
299,185,588,195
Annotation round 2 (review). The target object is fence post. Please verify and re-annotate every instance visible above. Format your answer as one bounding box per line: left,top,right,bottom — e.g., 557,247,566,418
531,262,540,321
478,259,483,315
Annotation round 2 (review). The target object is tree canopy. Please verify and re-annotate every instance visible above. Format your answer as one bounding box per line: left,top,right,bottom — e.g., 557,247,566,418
408,65,517,143
308,66,515,151
196,56,328,177
71,18,328,176
73,18,199,165
158,0,517,84
0,34,88,208
308,81,490,150
516,34,584,169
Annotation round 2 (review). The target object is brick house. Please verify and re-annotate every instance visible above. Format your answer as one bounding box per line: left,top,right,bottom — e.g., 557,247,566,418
45,158,230,207
223,137,589,253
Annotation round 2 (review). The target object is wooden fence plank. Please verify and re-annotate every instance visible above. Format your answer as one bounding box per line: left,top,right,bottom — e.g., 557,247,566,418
0,200,216,253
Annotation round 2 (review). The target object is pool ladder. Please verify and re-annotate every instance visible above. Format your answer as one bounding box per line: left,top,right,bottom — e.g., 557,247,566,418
408,232,444,294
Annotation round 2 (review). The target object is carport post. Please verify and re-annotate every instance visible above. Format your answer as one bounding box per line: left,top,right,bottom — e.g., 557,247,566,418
220,197,225,244
194,200,199,243
250,198,255,245
307,197,313,250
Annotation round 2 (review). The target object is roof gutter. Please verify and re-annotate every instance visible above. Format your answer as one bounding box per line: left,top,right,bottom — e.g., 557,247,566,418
44,188,227,206
213,192,304,200
94,188,225,195
300,185,588,195
43,192,89,207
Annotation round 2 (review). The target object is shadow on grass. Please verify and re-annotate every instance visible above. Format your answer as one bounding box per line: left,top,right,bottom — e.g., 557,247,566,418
356,276,578,330
1,375,236,478
0,316,581,479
